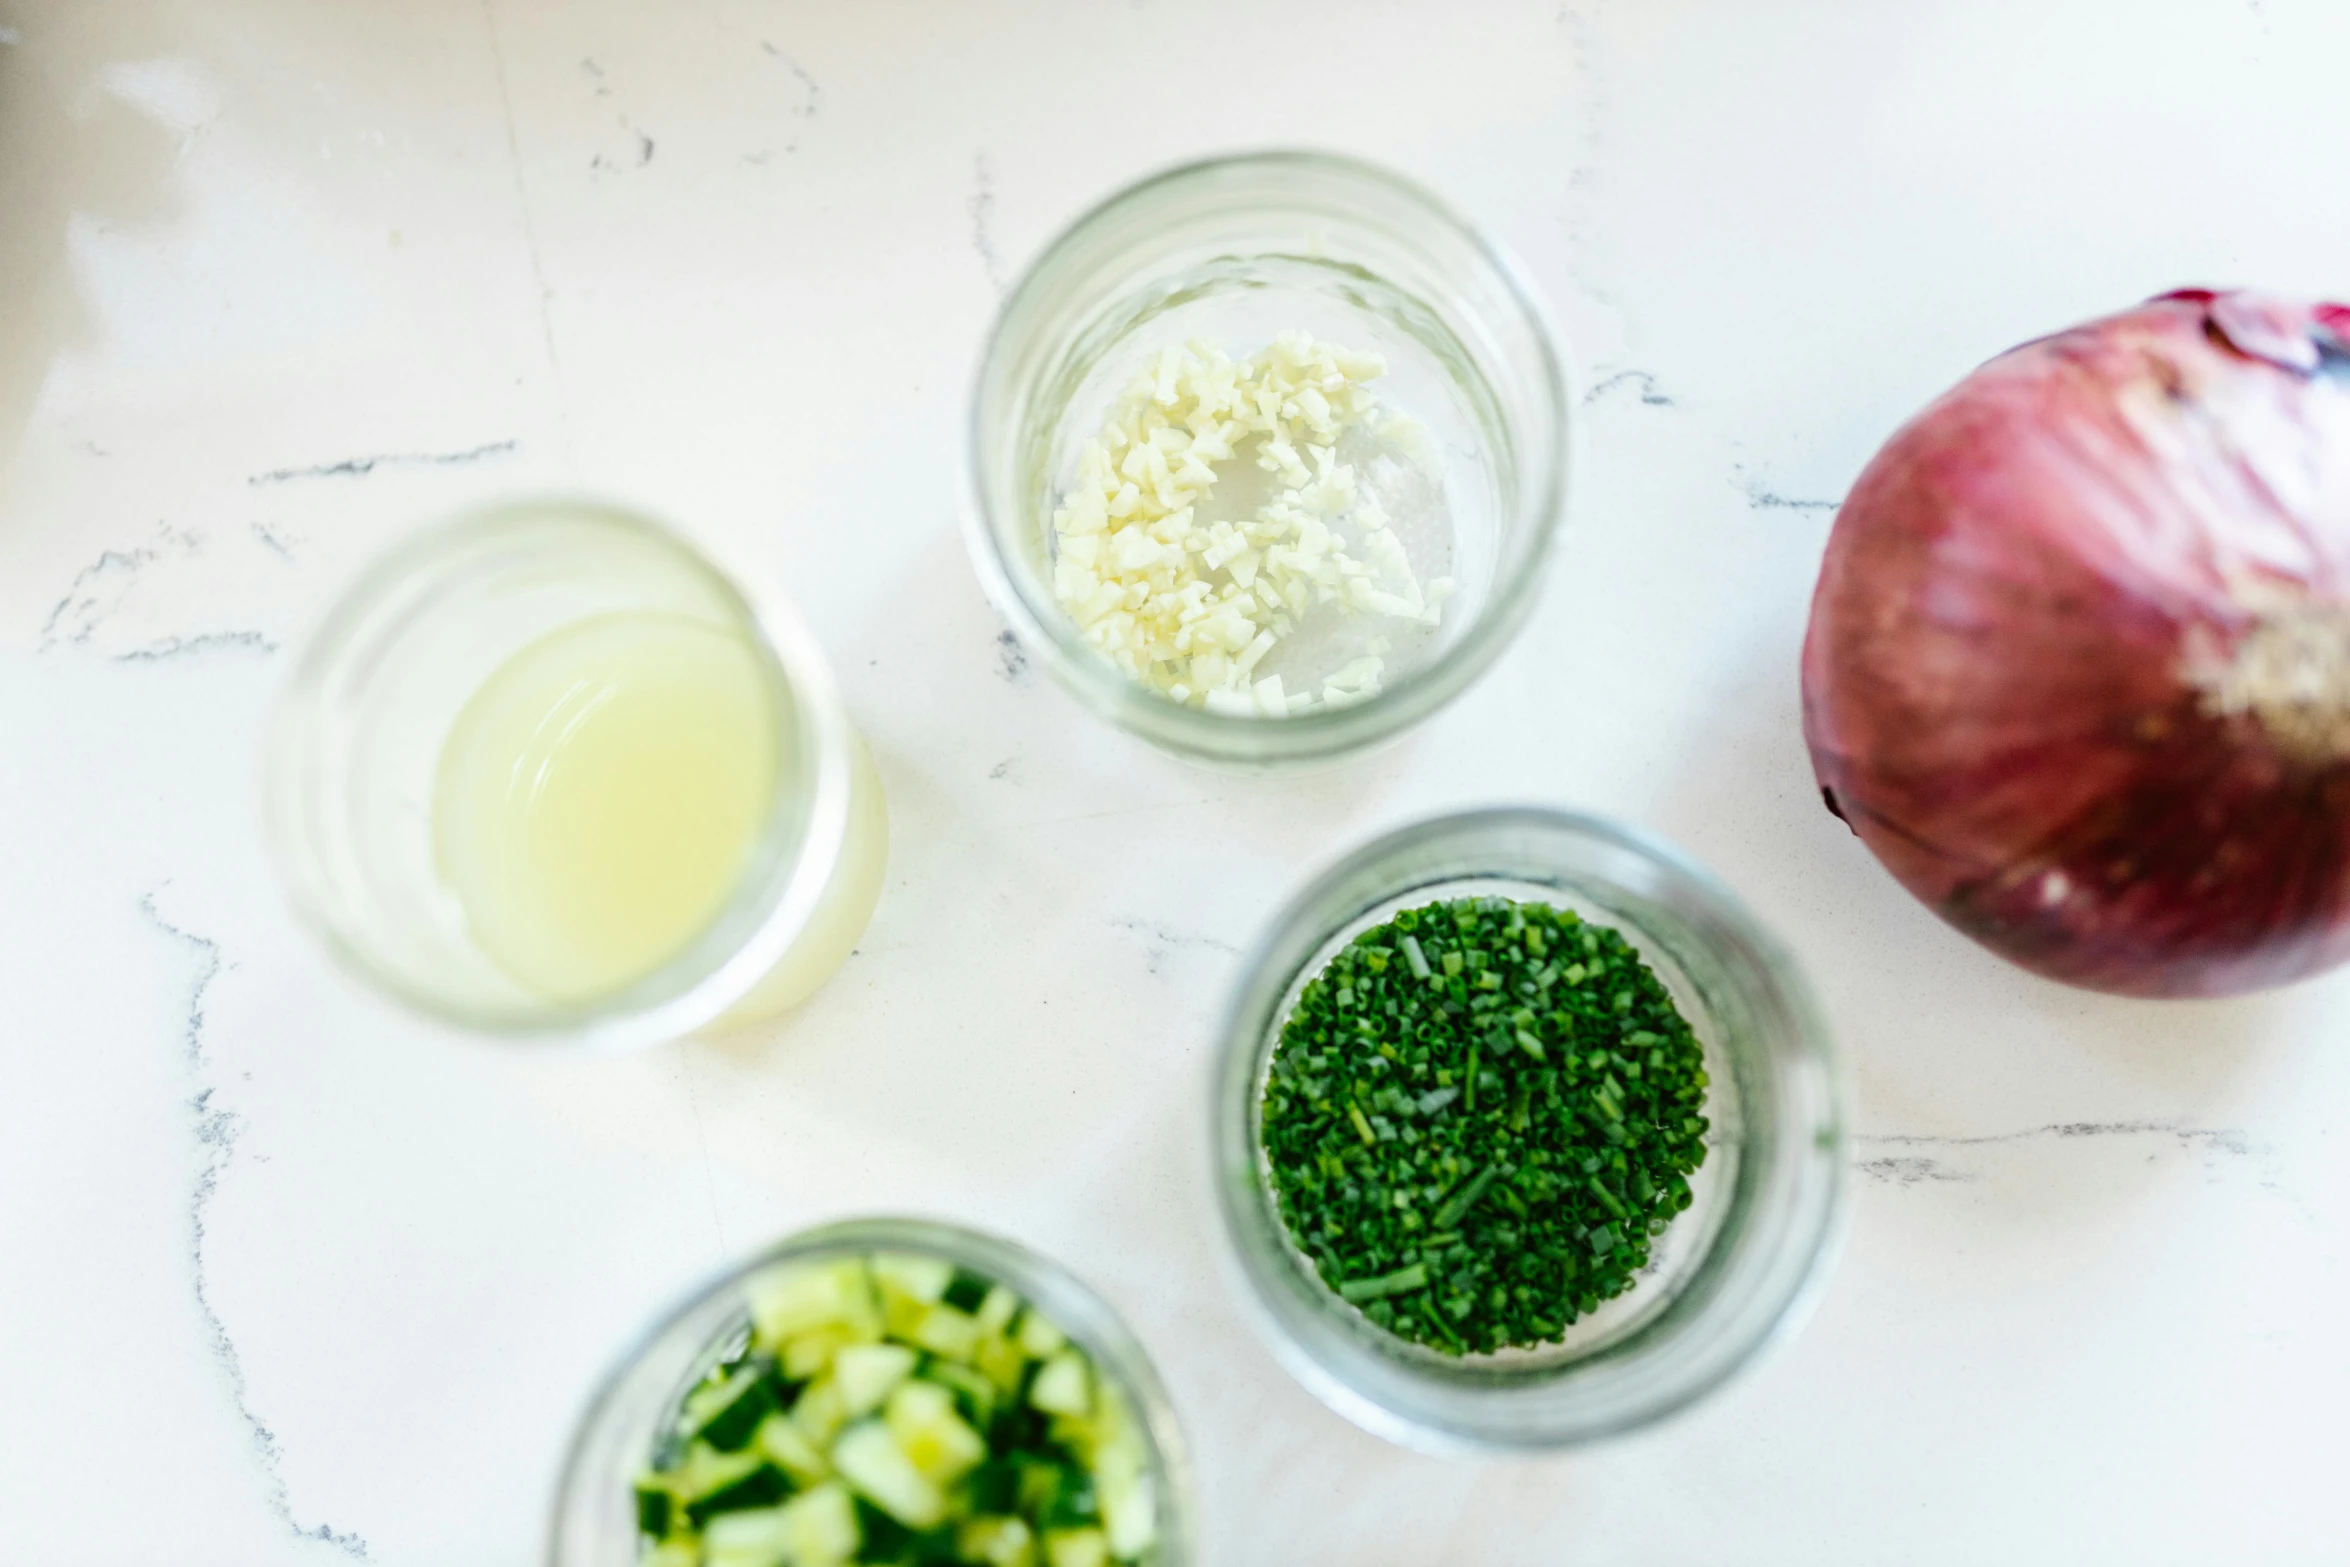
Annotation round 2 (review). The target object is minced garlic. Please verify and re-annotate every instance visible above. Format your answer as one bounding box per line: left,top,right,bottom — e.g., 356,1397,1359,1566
1049,331,1452,717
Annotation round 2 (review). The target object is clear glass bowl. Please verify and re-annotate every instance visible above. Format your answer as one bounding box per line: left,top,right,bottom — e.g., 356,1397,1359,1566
967,151,1570,771
549,1218,1196,1567
265,498,887,1051
1212,808,1847,1451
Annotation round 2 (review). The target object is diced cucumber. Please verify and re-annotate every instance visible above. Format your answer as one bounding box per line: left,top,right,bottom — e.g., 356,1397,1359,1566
750,1258,880,1346
909,1303,983,1363
884,1378,953,1433
942,1267,994,1314
832,1419,946,1529
782,1322,878,1381
684,1462,792,1529
1043,1526,1110,1567
989,1400,1053,1459
1013,1458,1096,1529
872,1252,953,1307
959,1515,1038,1567
648,1252,1156,1567
776,1481,861,1566
632,1476,674,1538
703,1482,861,1567
703,1504,793,1567
1038,1464,1100,1531
1089,1417,1145,1483
686,1360,785,1452
853,1497,961,1565
872,1252,954,1302
756,1414,833,1486
834,1342,918,1418
790,1376,850,1447
975,1285,1021,1336
924,1358,999,1428
672,1442,764,1503
885,1380,987,1483
1099,1469,1157,1558
1028,1350,1091,1418
964,1457,1021,1516
1015,1309,1066,1360
975,1333,1028,1395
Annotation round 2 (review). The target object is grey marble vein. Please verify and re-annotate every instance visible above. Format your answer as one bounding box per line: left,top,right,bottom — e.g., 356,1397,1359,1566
1853,1154,1978,1186
39,544,157,649
115,630,277,662
1109,916,1240,976
247,438,517,486
1583,369,1675,407
759,42,822,120
485,0,566,405
994,627,1030,682
1857,1118,2251,1156
969,154,1006,296
755,40,820,155
141,896,369,1561
1734,470,1841,514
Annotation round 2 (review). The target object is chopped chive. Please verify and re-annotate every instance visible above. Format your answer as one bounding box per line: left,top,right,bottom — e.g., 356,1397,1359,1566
1339,1262,1430,1303
1432,1164,1501,1230
1400,935,1431,979
1257,895,1710,1357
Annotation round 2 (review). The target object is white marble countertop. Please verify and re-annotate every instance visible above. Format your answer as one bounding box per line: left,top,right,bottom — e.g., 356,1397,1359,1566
4,2,2348,1562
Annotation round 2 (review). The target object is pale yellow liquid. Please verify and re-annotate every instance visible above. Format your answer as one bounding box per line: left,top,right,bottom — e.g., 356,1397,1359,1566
434,612,784,1004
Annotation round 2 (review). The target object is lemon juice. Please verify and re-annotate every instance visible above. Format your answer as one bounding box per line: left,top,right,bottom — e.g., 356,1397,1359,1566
434,611,787,1004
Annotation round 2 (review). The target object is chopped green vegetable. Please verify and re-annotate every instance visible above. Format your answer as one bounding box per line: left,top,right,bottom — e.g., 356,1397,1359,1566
633,1250,1160,1564
634,1481,673,1538
1338,1262,1429,1303
683,1462,790,1528
1260,896,1710,1355
683,1360,786,1453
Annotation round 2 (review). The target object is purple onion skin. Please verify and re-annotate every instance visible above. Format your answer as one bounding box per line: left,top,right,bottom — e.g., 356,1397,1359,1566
1802,289,2350,997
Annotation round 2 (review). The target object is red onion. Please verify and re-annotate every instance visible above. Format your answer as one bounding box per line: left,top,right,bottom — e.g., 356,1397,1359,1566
1802,289,2350,997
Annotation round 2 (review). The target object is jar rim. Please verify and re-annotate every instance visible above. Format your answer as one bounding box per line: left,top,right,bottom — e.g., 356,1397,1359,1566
965,149,1573,771
1209,806,1850,1451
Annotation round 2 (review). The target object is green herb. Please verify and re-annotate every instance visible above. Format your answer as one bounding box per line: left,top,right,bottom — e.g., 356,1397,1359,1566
1339,1262,1430,1303
1259,896,1709,1356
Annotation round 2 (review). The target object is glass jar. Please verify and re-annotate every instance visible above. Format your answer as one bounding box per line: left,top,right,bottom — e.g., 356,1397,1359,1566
1212,807,1847,1451
548,1217,1196,1567
265,498,887,1050
967,151,1570,771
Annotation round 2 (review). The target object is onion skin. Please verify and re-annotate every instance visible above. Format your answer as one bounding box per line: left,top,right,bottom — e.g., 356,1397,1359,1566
1802,289,2350,997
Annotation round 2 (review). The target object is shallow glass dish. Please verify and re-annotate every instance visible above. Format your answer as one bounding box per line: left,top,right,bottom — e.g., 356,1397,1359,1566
549,1217,1195,1567
967,151,1569,771
1212,808,1847,1451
